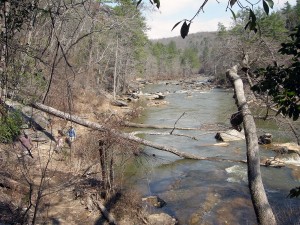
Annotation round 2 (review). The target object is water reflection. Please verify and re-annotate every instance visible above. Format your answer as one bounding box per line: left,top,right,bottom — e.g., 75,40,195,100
126,83,300,224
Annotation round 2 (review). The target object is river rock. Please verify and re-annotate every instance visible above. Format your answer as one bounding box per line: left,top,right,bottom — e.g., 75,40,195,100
147,100,168,107
215,129,245,142
142,93,166,100
258,133,272,145
263,157,285,168
142,196,166,208
272,142,300,154
147,213,177,225
156,92,166,99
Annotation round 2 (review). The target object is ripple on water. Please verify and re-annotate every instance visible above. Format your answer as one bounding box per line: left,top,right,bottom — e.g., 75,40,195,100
225,165,247,183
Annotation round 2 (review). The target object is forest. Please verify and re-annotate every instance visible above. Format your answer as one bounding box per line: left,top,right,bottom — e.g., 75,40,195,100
0,0,299,224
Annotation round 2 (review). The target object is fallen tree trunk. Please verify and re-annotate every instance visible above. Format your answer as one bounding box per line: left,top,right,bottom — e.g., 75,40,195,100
31,102,281,168
227,65,277,225
130,131,198,140
95,200,118,225
32,102,202,159
123,121,200,130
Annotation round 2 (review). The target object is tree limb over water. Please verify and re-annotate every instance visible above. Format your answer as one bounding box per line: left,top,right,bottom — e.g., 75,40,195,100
123,121,200,130
226,65,277,225
31,102,279,168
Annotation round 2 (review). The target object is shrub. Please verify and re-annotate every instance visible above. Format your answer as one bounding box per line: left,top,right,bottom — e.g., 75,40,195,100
0,110,23,143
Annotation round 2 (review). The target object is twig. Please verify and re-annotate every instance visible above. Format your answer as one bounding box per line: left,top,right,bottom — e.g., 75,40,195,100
170,112,186,134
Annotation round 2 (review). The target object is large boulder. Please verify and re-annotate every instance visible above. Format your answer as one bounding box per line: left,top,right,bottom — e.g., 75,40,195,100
30,114,50,130
215,129,245,142
21,106,50,130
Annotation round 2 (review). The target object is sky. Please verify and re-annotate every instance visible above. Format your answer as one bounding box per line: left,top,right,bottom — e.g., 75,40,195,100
144,0,297,39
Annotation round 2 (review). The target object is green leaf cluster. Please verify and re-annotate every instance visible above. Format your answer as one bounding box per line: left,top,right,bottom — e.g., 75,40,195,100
229,0,274,33
252,25,300,120
0,108,23,143
231,7,288,41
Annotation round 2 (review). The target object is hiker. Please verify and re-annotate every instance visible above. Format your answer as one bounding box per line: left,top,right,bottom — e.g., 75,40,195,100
54,131,65,152
18,133,34,158
67,126,76,143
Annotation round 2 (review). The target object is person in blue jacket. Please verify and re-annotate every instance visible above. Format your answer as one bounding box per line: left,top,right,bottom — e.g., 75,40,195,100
67,126,76,142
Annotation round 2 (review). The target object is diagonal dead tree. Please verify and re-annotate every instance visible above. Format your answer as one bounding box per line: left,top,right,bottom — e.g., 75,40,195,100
226,65,277,225
30,101,285,169
31,102,258,165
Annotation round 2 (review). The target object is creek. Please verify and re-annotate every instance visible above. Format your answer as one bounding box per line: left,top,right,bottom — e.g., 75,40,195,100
125,80,300,225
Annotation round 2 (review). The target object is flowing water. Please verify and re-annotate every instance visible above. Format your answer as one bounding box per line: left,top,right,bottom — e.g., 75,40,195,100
125,81,300,225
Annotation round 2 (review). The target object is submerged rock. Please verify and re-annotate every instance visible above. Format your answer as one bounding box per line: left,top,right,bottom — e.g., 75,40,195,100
147,213,177,225
273,142,300,154
263,157,285,168
215,129,245,142
142,196,166,208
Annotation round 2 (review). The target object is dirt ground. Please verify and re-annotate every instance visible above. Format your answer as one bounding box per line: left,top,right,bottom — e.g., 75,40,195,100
0,90,147,225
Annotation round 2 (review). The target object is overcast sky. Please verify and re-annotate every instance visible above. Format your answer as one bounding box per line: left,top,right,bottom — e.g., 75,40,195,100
144,0,296,39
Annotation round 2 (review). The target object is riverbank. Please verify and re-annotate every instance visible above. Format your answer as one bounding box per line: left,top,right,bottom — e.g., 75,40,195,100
0,82,181,224
1,76,300,224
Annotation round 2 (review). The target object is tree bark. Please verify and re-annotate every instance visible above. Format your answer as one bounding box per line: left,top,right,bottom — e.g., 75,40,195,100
226,65,277,225
99,141,107,190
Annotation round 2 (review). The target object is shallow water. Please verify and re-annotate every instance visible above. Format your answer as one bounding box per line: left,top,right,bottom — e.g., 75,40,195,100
125,82,300,225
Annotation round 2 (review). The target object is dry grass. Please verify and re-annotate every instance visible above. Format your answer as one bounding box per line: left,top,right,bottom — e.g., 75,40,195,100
1,74,147,224
112,189,148,223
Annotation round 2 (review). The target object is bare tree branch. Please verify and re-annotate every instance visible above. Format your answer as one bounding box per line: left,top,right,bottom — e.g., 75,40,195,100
226,65,277,225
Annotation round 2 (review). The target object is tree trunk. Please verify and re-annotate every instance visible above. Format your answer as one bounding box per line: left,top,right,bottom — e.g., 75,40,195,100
31,102,203,160
226,65,277,225
0,1,9,100
113,38,118,100
31,102,282,169
99,140,107,190
109,152,114,191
